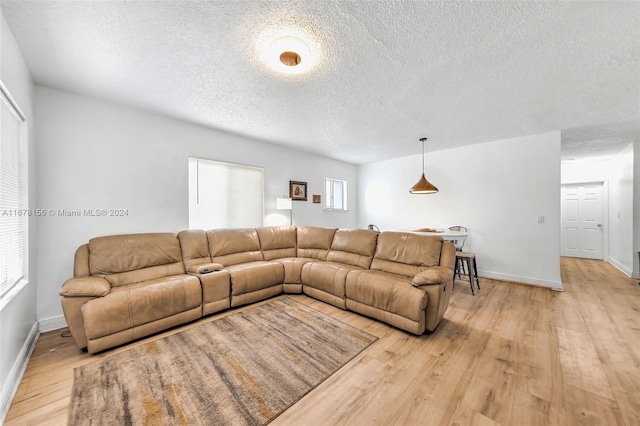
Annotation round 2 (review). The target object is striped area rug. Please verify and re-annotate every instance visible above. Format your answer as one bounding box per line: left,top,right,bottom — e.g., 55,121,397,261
68,297,377,425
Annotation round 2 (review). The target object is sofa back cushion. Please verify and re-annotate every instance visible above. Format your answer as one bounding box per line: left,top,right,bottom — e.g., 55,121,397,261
88,233,185,287
370,232,443,277
177,229,212,269
257,226,297,260
326,229,379,269
207,228,263,266
296,226,337,260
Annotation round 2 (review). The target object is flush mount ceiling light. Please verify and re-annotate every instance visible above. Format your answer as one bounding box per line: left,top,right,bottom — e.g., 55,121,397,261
256,28,322,75
409,138,439,194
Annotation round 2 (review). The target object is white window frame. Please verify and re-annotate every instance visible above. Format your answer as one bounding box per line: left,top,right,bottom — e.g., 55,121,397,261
0,80,28,311
325,178,348,211
188,157,264,229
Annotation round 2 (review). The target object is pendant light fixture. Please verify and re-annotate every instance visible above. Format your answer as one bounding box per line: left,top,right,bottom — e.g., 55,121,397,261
409,137,439,194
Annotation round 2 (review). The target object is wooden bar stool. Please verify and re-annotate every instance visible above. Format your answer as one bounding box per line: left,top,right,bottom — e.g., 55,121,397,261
455,251,480,295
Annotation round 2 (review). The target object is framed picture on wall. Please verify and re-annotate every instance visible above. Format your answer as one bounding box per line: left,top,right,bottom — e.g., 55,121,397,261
289,181,307,201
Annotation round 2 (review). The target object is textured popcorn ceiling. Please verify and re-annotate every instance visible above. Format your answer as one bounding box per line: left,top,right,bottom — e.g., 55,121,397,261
562,120,638,161
1,1,638,164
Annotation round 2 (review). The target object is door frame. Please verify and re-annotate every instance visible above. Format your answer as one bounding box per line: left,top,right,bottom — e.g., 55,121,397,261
560,181,609,261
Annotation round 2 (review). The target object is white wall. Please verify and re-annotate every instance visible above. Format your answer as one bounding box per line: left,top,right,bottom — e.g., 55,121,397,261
0,10,37,421
561,145,634,276
34,86,358,322
607,145,634,275
561,159,612,183
358,131,563,289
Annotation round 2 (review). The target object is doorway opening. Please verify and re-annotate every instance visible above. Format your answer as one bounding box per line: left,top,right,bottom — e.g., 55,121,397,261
560,182,606,260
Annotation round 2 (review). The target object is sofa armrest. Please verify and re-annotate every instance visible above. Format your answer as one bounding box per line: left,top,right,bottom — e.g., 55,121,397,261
186,263,224,274
440,241,456,271
60,277,111,297
412,266,454,286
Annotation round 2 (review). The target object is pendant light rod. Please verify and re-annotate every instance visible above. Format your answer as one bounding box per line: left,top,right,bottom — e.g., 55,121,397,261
419,137,426,174
409,137,439,194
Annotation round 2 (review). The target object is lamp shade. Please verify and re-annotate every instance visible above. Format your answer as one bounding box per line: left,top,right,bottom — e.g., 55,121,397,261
276,197,293,210
276,197,293,226
409,174,439,194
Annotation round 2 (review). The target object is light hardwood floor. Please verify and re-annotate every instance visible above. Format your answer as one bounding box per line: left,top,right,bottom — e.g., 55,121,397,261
5,258,640,425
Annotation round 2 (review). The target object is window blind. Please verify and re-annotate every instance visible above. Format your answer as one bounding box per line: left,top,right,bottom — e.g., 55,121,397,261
0,83,28,301
188,157,264,229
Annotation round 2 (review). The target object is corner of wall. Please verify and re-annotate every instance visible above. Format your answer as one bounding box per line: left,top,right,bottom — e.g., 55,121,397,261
0,321,38,424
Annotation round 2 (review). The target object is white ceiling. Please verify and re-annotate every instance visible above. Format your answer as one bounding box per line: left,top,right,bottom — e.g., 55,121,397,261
562,119,639,161
1,0,638,164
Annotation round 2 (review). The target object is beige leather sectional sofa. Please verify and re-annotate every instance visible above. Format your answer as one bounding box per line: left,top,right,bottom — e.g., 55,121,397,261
60,226,456,354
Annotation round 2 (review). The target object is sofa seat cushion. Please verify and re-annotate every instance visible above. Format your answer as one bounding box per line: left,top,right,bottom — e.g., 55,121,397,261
301,261,363,299
225,261,284,296
345,270,428,323
81,274,201,341
275,257,317,284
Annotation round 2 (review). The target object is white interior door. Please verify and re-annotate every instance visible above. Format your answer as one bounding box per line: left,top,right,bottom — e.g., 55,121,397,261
561,184,603,259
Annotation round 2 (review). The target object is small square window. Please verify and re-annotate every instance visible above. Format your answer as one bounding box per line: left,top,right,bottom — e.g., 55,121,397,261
325,178,348,211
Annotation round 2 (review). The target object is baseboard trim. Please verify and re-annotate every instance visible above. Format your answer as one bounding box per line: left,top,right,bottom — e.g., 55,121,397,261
38,315,67,333
608,257,632,277
0,321,39,424
478,269,564,291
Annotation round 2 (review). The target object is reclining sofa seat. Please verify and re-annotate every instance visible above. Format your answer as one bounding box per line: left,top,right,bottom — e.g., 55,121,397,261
60,233,202,353
346,232,455,334
207,228,284,307
270,225,340,293
255,226,301,293
301,229,379,309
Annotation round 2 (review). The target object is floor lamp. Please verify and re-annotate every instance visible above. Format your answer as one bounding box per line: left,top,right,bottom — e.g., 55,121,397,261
276,197,293,226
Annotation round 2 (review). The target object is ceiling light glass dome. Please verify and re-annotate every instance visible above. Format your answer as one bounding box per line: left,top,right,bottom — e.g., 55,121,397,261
256,27,322,75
